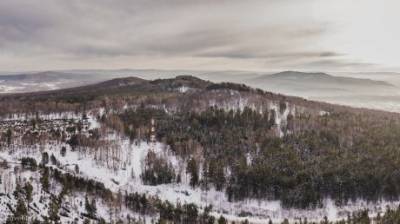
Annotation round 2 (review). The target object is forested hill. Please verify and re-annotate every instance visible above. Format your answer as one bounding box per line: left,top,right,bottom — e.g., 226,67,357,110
2,76,400,210
0,75,393,116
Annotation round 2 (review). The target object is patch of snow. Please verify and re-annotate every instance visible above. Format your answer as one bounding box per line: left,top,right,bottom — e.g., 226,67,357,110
319,110,330,116
178,86,189,93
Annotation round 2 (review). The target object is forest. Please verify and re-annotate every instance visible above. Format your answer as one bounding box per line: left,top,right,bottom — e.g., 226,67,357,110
3,76,400,222
7,154,400,224
118,105,400,209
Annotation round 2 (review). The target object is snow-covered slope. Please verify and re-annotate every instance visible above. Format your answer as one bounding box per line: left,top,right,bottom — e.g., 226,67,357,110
0,109,397,224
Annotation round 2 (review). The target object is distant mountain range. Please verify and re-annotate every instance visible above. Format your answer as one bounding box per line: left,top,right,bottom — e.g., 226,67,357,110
251,71,392,85
0,69,395,93
246,71,394,94
1,69,400,112
0,71,101,93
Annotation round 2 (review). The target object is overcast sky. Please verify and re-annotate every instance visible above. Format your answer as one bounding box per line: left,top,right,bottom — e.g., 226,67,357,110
0,0,399,72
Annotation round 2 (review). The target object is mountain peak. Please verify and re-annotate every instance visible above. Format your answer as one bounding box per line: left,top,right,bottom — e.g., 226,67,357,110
270,71,331,79
250,71,393,87
97,76,147,86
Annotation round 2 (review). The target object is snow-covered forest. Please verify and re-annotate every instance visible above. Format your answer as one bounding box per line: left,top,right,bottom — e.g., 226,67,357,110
2,76,400,224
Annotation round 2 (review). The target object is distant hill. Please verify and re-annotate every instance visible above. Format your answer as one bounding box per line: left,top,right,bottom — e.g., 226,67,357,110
0,71,106,93
2,69,400,112
0,71,96,82
245,71,396,96
249,71,393,87
0,69,262,93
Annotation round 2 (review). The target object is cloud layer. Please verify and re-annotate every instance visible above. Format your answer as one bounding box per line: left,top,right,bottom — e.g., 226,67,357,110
0,0,398,72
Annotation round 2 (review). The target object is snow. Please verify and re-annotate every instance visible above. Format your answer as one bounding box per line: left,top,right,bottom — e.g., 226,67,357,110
246,152,252,166
319,110,330,116
1,111,81,121
178,86,190,93
87,111,101,129
2,136,396,223
207,94,296,138
0,149,150,223
269,101,293,137
1,110,399,223
0,85,24,93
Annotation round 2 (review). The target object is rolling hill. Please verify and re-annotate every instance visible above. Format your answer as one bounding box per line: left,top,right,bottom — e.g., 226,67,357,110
247,71,395,93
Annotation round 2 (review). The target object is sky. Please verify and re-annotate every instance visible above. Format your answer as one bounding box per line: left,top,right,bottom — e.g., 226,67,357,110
0,0,399,73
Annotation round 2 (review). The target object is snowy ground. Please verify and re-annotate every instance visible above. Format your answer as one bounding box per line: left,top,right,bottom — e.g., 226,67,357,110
1,110,399,223
0,161,148,223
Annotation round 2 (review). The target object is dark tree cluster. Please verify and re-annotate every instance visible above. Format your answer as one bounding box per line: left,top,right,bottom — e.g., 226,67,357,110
141,151,176,185
50,168,114,201
20,157,38,171
119,106,400,209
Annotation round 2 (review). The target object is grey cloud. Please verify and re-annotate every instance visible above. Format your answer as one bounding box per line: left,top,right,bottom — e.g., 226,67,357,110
0,1,324,54
0,4,51,43
0,0,380,72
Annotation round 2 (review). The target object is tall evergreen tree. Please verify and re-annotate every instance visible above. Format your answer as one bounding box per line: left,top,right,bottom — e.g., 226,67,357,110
24,182,33,203
40,168,50,192
187,158,199,188
48,198,60,224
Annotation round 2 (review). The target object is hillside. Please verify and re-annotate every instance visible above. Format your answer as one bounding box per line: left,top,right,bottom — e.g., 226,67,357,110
242,71,400,113
0,71,142,93
0,69,212,94
1,76,400,223
0,71,99,93
252,71,392,85
247,71,395,93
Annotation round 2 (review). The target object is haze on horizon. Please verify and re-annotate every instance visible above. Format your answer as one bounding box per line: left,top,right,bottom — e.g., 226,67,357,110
0,0,399,73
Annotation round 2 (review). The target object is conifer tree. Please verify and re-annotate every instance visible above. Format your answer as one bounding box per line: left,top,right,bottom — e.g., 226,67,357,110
218,215,227,224
187,158,199,188
6,199,28,224
48,198,60,224
24,182,33,203
40,168,50,192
